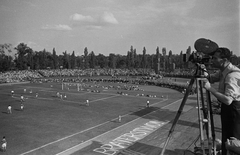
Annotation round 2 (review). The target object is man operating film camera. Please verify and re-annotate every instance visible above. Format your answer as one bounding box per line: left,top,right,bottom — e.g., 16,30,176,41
161,38,240,155
193,38,240,155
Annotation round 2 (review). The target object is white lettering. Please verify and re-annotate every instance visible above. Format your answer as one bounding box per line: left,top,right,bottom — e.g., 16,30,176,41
93,148,116,155
101,144,115,150
135,126,155,131
132,128,152,133
130,131,147,137
116,135,137,142
122,133,141,141
113,138,133,144
93,121,166,155
109,141,127,149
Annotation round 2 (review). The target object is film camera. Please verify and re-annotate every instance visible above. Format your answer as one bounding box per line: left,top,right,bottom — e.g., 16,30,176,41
183,38,219,64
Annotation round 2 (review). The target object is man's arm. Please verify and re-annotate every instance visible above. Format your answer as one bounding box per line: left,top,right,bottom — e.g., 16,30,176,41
204,72,240,105
207,86,233,105
203,81,233,105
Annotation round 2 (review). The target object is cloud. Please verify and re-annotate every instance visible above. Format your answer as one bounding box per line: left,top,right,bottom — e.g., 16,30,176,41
70,12,118,28
101,11,118,24
26,41,37,47
41,24,72,31
70,13,95,22
86,25,102,30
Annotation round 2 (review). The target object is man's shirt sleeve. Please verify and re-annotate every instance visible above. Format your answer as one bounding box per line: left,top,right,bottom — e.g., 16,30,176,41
224,73,240,101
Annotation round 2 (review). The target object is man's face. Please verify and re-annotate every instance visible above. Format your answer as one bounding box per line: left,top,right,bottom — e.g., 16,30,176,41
211,52,224,68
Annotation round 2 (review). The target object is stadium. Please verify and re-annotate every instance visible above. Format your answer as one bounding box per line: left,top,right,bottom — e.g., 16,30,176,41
1,1,239,154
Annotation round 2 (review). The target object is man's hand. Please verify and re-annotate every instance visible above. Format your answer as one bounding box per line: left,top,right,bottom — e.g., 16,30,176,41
202,79,211,90
225,137,240,154
226,137,240,147
203,70,209,78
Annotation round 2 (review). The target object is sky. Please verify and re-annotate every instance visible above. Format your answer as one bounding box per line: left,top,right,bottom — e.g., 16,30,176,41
0,0,239,56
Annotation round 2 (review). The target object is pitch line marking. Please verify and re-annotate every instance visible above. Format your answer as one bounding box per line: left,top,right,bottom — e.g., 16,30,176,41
59,95,119,104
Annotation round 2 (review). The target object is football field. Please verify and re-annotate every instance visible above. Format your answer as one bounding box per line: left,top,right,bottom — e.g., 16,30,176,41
0,78,197,155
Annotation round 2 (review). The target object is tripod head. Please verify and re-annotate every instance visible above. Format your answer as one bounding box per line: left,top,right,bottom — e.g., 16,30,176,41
193,63,209,78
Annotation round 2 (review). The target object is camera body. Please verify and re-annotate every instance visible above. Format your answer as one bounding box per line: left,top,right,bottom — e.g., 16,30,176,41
183,38,218,64
188,52,212,63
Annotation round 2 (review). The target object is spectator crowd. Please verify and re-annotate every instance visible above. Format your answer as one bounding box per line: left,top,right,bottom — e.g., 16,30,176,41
0,68,200,95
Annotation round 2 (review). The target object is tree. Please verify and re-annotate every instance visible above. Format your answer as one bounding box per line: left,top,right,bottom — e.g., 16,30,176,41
96,54,107,68
108,53,116,68
155,47,160,73
76,55,83,69
116,55,126,68
130,46,135,68
0,43,12,55
0,54,13,71
126,51,131,68
62,51,70,69
89,51,96,68
84,47,89,69
38,49,48,69
33,52,40,70
141,47,146,68
186,46,194,69
26,48,34,69
168,50,172,63
71,51,76,69
0,43,14,71
150,54,154,69
133,48,140,68
179,51,183,69
46,51,54,69
167,50,173,70
186,46,191,55
14,43,32,70
162,47,166,71
52,48,58,69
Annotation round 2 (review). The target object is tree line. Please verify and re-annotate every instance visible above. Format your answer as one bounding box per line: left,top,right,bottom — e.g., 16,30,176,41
0,43,239,73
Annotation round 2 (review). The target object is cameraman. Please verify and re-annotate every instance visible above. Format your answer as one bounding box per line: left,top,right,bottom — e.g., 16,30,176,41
203,47,240,155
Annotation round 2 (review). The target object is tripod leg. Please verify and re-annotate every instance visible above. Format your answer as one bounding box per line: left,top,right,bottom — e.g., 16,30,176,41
160,77,195,155
199,79,216,155
205,89,213,154
199,80,209,136
196,78,206,155
206,90,217,155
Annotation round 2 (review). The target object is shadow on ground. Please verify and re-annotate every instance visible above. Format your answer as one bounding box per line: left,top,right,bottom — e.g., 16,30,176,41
71,140,195,155
116,142,194,155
